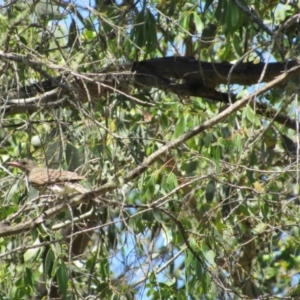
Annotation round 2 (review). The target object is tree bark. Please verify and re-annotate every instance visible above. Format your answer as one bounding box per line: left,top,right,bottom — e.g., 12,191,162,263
1,56,299,130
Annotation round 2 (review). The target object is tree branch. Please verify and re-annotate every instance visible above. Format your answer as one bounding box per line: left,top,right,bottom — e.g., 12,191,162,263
1,63,298,238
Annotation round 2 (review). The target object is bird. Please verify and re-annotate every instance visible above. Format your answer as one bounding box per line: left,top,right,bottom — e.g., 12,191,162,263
7,158,98,253
7,158,87,195
8,158,99,296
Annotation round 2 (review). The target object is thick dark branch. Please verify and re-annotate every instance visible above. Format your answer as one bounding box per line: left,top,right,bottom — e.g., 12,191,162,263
2,55,298,99
2,66,298,238
1,55,299,129
132,56,298,88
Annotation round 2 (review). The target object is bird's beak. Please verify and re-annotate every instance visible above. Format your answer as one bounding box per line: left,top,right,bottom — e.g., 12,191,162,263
7,161,23,170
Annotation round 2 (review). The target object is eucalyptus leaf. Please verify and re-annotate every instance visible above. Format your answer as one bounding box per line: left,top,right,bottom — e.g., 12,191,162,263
205,180,216,203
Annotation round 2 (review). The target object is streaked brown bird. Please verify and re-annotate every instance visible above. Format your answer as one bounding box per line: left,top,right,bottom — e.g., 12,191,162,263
8,158,97,297
7,158,87,195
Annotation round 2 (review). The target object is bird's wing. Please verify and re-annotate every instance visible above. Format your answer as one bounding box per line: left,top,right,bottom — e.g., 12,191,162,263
31,168,85,185
47,182,89,195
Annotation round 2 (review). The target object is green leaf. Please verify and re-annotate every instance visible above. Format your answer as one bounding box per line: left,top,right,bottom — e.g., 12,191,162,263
67,18,79,48
46,140,63,168
173,115,186,138
266,148,274,166
185,248,194,267
35,0,61,20
131,8,157,54
212,146,221,172
166,172,178,189
264,267,279,280
233,33,243,56
201,272,209,293
65,143,84,171
243,105,255,122
153,210,164,224
146,9,157,53
215,0,224,22
281,134,297,155
57,261,68,299
180,13,190,31
198,203,212,219
205,180,216,203
45,248,55,276
19,36,27,45
195,258,202,279
250,149,257,166
23,239,41,262
192,12,204,33
201,244,216,266
262,203,269,221
204,132,213,147
24,267,33,288
228,1,240,28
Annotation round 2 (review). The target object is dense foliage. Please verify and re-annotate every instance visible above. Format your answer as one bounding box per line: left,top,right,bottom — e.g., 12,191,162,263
1,0,300,299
